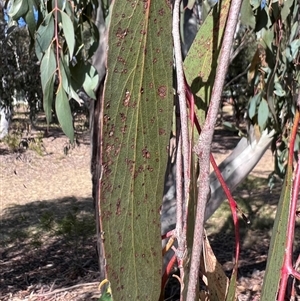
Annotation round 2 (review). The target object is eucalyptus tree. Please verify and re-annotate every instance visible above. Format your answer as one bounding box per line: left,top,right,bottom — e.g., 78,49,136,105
4,0,300,300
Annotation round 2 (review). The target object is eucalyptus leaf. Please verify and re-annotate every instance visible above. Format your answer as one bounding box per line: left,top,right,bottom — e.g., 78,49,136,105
40,46,56,92
289,21,299,43
261,149,293,299
24,5,37,40
60,58,82,104
250,0,260,10
100,0,173,298
261,27,274,51
55,86,74,142
258,98,269,130
241,0,255,28
8,0,28,20
281,0,294,21
248,93,261,119
186,0,196,9
274,82,286,97
60,11,75,60
59,58,70,95
35,13,54,60
43,73,55,124
83,65,99,99
290,39,300,60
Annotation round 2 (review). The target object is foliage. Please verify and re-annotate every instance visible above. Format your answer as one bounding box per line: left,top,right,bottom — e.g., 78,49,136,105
5,0,300,300
4,0,99,143
242,0,300,177
0,9,42,122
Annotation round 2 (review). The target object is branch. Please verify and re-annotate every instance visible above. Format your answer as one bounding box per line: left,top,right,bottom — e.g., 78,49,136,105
186,0,243,299
172,0,191,293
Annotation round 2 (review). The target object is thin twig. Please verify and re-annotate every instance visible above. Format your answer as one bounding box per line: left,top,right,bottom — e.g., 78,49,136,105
186,0,243,299
172,0,190,296
32,282,99,297
173,0,190,225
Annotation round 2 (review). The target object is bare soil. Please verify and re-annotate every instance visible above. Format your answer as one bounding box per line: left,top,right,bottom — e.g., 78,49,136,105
0,112,299,300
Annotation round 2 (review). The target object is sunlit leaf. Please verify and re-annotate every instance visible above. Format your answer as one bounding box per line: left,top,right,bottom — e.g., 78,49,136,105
8,0,28,19
289,21,299,43
247,49,260,83
99,280,113,301
250,0,260,10
55,86,74,142
200,236,229,300
258,98,269,130
274,82,286,97
60,11,75,60
83,65,98,99
281,0,294,22
290,39,300,60
186,0,196,9
248,93,261,119
260,155,293,299
261,27,274,51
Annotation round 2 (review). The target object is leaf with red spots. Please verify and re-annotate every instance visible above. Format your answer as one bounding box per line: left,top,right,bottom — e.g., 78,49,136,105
100,0,173,299
183,0,230,126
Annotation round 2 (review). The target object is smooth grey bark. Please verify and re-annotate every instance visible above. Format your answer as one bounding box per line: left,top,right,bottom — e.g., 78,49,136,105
0,106,11,140
205,127,275,220
161,126,275,235
91,1,108,280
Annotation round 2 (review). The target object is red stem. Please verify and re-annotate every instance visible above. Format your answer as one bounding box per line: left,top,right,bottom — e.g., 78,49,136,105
185,83,240,263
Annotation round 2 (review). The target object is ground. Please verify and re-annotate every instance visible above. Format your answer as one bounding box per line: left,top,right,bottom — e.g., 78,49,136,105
0,109,299,300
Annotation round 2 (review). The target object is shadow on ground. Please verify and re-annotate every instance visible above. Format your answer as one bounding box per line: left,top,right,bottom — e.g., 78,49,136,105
0,196,99,298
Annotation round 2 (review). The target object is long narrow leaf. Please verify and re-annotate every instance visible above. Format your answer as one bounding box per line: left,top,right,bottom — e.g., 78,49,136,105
100,0,173,300
260,153,293,299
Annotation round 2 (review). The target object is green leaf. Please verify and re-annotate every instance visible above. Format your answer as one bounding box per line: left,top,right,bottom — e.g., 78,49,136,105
222,121,239,132
43,73,55,124
8,0,29,20
100,0,173,299
241,0,255,28
186,0,196,9
258,98,269,130
274,82,286,97
24,5,36,40
60,11,75,60
260,160,293,299
248,93,261,119
225,267,237,301
184,0,230,126
261,27,274,51
60,58,82,104
70,60,89,90
250,0,260,10
41,46,56,92
290,21,299,43
290,39,300,60
83,65,98,99
281,0,294,22
35,12,54,60
55,86,74,142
